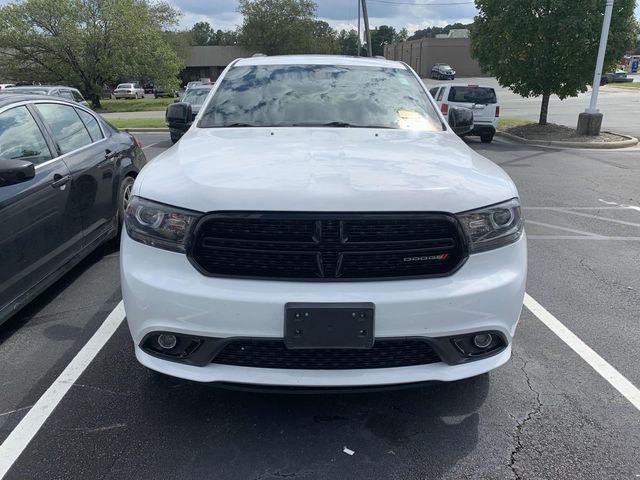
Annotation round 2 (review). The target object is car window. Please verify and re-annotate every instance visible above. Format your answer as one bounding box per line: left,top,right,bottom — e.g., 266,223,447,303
35,103,93,154
182,88,211,106
71,90,85,102
0,106,53,165
429,87,439,97
76,108,104,142
116,84,133,89
448,86,497,104
436,88,446,101
199,64,443,131
59,90,75,101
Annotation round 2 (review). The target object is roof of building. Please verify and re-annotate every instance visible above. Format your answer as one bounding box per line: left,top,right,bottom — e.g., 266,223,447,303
186,46,254,67
234,54,405,69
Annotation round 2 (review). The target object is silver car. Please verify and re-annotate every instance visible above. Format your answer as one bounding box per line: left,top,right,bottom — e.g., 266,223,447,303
113,83,145,99
2,85,89,106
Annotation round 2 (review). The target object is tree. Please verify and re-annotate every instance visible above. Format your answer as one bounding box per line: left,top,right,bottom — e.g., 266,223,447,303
213,29,239,46
0,0,184,108
337,29,360,56
191,21,214,46
408,23,472,41
307,20,339,54
472,0,637,125
369,25,397,56
238,0,322,55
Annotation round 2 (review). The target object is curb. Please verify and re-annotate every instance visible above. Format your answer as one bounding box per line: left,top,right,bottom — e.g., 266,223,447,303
121,128,169,133
496,130,639,149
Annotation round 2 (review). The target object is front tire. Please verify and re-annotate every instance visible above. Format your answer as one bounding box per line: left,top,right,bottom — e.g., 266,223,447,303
115,175,135,238
170,132,181,144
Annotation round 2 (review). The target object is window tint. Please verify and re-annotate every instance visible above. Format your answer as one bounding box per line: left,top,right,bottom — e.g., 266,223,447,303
448,86,497,104
71,90,85,102
0,106,52,164
199,65,443,131
182,88,211,106
36,103,93,154
76,109,104,142
59,90,75,101
429,87,439,97
436,88,445,101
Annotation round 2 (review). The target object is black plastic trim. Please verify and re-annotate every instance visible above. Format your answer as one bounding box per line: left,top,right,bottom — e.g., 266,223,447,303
185,211,469,282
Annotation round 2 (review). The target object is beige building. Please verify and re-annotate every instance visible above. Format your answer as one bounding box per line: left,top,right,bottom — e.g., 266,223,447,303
384,37,485,78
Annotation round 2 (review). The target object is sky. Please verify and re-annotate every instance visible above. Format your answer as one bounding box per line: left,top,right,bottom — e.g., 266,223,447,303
171,0,640,35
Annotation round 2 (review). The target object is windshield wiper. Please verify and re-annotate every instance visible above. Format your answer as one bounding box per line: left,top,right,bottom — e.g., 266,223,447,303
222,122,257,127
290,121,393,129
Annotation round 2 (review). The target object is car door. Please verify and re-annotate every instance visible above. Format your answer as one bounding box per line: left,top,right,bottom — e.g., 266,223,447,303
0,104,83,319
33,102,117,248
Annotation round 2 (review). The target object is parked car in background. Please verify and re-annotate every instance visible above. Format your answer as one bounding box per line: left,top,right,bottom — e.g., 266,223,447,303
154,84,180,99
143,81,156,94
430,83,499,143
600,70,634,85
165,83,214,143
1,85,89,107
123,55,525,389
0,95,147,325
113,83,145,99
0,84,15,90
431,63,456,80
185,81,202,91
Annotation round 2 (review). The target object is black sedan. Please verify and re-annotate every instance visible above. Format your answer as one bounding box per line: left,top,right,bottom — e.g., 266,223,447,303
166,84,213,143
0,95,147,325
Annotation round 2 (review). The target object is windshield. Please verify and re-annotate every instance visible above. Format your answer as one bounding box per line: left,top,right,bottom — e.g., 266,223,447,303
182,88,211,106
448,86,497,104
198,64,443,131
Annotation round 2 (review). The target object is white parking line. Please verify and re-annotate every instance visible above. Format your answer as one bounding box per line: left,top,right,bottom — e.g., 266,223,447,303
0,302,126,479
142,141,163,150
524,293,640,412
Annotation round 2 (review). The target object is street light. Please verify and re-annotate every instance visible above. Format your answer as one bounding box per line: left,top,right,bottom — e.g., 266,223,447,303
577,0,615,136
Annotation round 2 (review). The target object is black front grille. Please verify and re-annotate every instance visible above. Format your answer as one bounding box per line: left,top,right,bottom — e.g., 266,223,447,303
212,339,442,370
188,212,467,280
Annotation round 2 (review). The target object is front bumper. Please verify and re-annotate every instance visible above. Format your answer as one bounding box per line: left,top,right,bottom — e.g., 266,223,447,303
121,231,527,386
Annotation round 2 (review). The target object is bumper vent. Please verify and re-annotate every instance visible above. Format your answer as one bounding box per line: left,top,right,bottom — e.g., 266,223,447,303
188,212,467,280
212,339,442,370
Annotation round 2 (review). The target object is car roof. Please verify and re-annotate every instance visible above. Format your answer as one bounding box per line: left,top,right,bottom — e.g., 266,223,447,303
0,93,85,109
445,83,496,89
7,85,79,91
234,54,406,69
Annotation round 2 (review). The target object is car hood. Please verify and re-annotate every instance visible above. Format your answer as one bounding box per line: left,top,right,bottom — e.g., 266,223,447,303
135,128,518,213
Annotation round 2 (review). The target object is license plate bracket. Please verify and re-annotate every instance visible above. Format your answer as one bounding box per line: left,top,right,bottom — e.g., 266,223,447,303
284,302,374,349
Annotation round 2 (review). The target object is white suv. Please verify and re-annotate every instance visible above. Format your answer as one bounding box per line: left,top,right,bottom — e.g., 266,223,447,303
430,84,500,143
121,56,526,389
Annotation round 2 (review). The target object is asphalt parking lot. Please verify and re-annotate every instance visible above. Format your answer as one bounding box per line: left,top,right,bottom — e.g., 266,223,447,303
1,133,639,479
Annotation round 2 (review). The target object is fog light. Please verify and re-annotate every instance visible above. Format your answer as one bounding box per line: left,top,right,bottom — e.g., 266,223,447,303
473,333,493,349
157,334,177,350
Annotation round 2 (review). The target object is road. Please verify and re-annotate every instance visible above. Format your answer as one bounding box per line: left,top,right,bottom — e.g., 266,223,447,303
424,75,640,139
0,133,639,479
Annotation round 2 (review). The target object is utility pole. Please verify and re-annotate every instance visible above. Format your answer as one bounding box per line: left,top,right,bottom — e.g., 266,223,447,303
361,0,373,57
357,0,361,56
577,0,614,136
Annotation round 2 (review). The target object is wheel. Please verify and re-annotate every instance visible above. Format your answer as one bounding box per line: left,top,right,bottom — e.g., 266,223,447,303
170,132,181,144
113,175,135,240
480,134,494,144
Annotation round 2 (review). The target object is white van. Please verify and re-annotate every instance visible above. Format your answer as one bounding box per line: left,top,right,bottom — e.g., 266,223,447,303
429,84,500,143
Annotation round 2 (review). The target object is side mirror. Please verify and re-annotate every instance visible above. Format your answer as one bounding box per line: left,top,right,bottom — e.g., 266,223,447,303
448,107,474,136
0,159,36,187
166,102,192,124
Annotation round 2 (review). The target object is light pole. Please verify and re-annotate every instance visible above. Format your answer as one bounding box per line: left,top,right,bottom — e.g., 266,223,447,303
577,0,614,136
361,0,373,57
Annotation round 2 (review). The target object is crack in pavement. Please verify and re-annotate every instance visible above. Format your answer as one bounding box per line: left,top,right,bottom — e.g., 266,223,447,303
509,354,543,480
578,257,640,296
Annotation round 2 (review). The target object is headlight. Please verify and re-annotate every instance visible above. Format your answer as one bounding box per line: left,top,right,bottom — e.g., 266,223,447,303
457,198,524,253
125,196,201,252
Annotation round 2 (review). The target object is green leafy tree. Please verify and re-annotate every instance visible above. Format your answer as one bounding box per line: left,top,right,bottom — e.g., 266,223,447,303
396,27,409,43
471,0,637,125
337,29,360,56
238,0,324,55
408,23,472,41
213,29,239,46
191,21,215,46
0,0,184,108
307,20,339,54
369,25,397,56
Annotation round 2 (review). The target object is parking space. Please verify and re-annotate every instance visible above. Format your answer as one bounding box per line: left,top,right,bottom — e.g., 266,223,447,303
1,136,639,479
